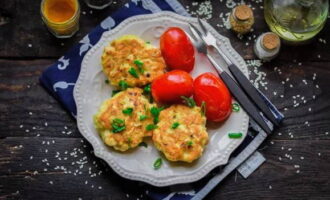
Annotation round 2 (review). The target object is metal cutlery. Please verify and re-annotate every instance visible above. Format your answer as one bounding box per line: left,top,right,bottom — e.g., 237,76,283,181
188,19,279,134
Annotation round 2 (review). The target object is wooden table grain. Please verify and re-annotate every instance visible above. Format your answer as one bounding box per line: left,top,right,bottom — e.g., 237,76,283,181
0,0,329,199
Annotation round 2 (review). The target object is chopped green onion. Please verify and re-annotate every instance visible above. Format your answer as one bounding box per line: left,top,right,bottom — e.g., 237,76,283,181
181,96,196,108
150,106,164,124
128,67,139,78
153,158,162,170
122,108,133,115
228,132,243,139
111,118,125,133
139,115,148,121
186,141,193,146
134,60,144,73
143,84,151,94
146,41,151,44
201,101,206,116
112,90,120,97
105,79,109,84
146,124,158,131
139,142,148,148
113,118,124,124
118,80,129,90
171,122,180,129
232,103,240,112
134,60,143,66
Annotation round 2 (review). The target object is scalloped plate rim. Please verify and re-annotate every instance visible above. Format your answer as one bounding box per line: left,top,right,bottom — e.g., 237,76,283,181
74,11,249,187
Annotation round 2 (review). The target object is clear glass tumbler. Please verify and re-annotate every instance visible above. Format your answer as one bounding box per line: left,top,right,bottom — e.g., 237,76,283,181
84,0,113,9
41,0,80,38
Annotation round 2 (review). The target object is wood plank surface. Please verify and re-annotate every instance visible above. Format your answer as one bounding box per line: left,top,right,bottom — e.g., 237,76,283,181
0,0,329,61
0,0,330,199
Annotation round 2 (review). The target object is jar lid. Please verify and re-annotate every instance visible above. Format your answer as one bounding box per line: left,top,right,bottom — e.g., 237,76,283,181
234,5,253,21
262,33,280,50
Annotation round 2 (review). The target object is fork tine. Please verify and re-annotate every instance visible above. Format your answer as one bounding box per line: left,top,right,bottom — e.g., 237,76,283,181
185,30,196,44
197,17,207,35
188,23,203,42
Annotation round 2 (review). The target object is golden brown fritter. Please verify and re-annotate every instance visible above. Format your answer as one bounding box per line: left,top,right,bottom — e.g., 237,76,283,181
101,35,166,87
152,105,208,163
94,88,155,151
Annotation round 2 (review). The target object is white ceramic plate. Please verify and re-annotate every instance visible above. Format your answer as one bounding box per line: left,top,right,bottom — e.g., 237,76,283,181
74,11,249,187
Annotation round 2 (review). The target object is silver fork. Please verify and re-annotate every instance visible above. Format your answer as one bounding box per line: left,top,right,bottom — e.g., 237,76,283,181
187,25,224,73
196,18,232,66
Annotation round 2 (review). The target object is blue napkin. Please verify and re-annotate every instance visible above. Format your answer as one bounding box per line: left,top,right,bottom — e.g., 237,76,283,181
40,0,284,199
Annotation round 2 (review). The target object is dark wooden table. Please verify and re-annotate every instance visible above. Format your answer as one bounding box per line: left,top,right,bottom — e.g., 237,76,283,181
1,0,330,199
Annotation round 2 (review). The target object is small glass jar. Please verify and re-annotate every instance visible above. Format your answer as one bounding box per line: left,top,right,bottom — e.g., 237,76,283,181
41,0,80,38
229,5,254,34
84,0,113,9
254,32,281,61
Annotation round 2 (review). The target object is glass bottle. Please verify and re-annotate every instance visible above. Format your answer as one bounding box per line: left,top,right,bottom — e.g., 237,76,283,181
254,32,281,61
264,0,329,44
229,5,254,34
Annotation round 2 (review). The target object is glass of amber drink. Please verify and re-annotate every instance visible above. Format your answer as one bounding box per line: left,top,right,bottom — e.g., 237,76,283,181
41,0,80,38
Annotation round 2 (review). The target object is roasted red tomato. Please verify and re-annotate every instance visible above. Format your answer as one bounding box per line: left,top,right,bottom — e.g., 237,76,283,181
193,72,232,122
160,27,195,72
151,70,193,104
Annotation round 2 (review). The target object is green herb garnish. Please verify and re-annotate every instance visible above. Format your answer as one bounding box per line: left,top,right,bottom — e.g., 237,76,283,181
143,84,151,94
146,124,158,131
139,115,148,121
139,142,148,148
105,79,109,84
128,67,139,78
171,122,180,129
118,80,129,90
122,108,133,115
232,103,240,112
153,158,162,170
228,132,243,139
134,60,144,73
181,96,196,108
111,118,126,133
186,141,193,146
150,106,164,124
146,41,151,44
112,90,120,97
201,101,206,116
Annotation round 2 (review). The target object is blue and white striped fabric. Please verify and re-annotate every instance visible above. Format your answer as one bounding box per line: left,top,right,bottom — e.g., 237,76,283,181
39,0,283,199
